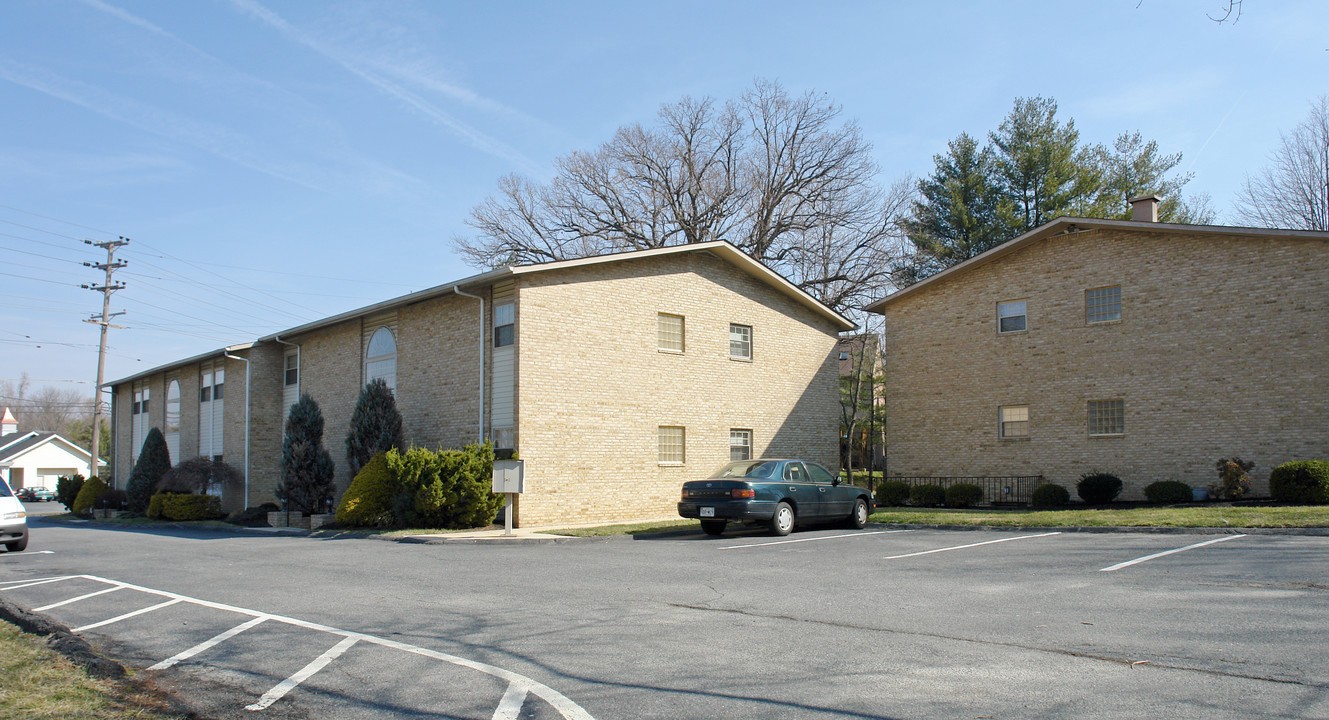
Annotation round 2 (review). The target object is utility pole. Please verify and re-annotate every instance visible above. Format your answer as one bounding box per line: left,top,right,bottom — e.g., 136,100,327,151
82,237,128,484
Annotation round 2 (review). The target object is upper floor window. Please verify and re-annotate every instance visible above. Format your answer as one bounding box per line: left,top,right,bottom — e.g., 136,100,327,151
999,405,1029,439
494,302,515,348
200,368,223,402
1088,399,1125,436
838,351,849,361
366,327,397,391
658,313,684,353
1086,286,1122,324
284,351,299,388
729,324,752,360
998,300,1027,333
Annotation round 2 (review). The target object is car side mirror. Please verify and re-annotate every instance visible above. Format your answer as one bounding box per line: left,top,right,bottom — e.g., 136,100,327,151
833,477,842,486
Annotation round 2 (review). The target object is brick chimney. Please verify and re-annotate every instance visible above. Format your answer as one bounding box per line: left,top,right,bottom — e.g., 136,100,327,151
1129,195,1160,222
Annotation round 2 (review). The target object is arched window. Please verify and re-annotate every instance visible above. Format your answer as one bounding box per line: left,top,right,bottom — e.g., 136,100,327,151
365,327,397,392
164,380,181,463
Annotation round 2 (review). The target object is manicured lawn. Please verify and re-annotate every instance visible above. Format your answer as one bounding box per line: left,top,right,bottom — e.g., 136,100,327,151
0,622,183,720
544,520,694,537
868,505,1329,528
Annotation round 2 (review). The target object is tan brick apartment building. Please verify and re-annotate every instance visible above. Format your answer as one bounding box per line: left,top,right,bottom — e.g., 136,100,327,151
865,198,1329,499
109,242,853,524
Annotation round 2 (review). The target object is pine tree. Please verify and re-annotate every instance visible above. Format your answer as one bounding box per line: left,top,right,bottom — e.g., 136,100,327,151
345,379,404,478
276,393,336,515
126,426,171,513
989,96,1095,233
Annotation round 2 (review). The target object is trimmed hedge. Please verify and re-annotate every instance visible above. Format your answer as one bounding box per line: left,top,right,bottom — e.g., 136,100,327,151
72,476,110,516
1031,483,1070,508
944,483,984,508
335,453,395,527
875,481,910,507
1077,472,1123,505
147,492,168,519
1269,460,1329,505
909,484,945,508
1144,480,1193,505
159,493,223,521
96,488,127,510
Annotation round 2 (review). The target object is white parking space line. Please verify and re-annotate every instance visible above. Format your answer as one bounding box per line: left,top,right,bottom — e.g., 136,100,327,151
245,635,360,711
493,681,531,720
0,575,75,590
719,529,908,550
149,615,270,671
884,532,1062,560
0,575,597,719
72,598,182,632
33,585,123,611
1099,534,1247,572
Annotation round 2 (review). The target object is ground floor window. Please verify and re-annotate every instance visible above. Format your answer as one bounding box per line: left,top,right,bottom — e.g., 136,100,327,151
999,405,1029,439
729,429,752,461
1088,399,1125,436
658,426,685,464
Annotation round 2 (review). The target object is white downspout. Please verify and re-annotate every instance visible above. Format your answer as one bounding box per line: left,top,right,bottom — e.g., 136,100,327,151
223,350,251,508
453,286,485,443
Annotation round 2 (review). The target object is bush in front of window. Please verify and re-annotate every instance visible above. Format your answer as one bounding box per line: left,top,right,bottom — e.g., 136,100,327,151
874,481,910,507
1269,460,1329,505
127,427,172,513
909,484,945,508
944,483,984,508
345,379,404,479
1030,483,1070,508
71,476,110,517
394,441,505,530
1143,480,1193,505
56,473,85,512
1076,472,1123,505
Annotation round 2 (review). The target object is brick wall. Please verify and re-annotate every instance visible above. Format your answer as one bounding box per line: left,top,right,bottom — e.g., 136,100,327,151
880,227,1329,499
516,251,843,525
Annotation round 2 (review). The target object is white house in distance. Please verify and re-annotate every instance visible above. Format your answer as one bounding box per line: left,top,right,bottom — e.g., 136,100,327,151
0,407,105,491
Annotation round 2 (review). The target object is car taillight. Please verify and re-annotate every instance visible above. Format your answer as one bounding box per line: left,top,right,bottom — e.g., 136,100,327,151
681,489,692,499
731,489,755,499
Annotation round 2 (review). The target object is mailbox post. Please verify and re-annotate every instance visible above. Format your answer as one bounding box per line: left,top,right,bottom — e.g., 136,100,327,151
491,459,524,536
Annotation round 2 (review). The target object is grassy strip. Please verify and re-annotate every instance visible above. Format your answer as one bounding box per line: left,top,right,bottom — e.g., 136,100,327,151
544,520,694,537
0,622,183,720
868,505,1329,528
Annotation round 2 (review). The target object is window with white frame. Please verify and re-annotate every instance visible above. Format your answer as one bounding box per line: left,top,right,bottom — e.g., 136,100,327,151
365,327,397,391
658,313,684,352
164,380,181,462
658,426,685,463
199,364,224,461
131,383,149,463
1085,285,1122,324
999,405,1029,439
1088,399,1125,436
998,300,1027,333
729,429,752,461
729,324,752,360
494,302,515,347
282,350,299,413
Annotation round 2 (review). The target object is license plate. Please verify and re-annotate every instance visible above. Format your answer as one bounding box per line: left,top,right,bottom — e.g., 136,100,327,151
700,507,715,518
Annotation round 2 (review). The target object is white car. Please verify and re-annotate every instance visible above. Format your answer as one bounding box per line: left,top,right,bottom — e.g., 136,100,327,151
0,478,28,552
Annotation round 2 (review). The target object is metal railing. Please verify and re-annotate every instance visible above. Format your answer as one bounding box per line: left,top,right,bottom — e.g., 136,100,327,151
883,476,1045,506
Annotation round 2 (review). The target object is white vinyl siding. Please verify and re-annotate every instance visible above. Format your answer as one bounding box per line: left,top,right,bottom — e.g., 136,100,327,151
199,363,224,460
491,282,516,448
164,380,181,463
282,350,299,415
130,383,149,463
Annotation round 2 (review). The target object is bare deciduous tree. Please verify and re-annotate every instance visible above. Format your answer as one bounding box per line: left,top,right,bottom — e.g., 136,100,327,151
455,79,909,313
0,373,92,436
1235,96,1329,231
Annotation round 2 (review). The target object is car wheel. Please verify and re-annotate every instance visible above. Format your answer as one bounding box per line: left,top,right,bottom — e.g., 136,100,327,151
700,519,727,536
848,498,869,529
768,502,794,536
5,536,27,552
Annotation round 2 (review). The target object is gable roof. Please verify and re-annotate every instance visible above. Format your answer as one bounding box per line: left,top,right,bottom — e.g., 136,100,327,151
0,431,99,466
865,217,1329,313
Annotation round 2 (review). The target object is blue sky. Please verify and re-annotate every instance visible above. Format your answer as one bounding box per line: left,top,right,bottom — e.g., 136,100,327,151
1,0,1325,404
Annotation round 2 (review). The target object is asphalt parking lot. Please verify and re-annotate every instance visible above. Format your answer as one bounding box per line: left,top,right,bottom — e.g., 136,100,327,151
2,518,1326,719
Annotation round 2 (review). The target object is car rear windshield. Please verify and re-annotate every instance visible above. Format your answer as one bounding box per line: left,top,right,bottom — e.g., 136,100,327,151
709,461,780,480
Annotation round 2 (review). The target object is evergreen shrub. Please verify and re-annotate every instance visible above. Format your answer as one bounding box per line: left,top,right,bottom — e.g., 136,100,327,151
875,481,910,507
147,492,172,519
96,488,127,510
1269,460,1329,505
944,483,984,508
1143,480,1193,504
1077,472,1123,504
335,453,396,527
909,484,946,507
161,457,241,496
160,494,224,521
127,427,171,512
1031,483,1070,508
345,379,404,478
57,474,85,511
277,394,336,515
72,476,110,516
